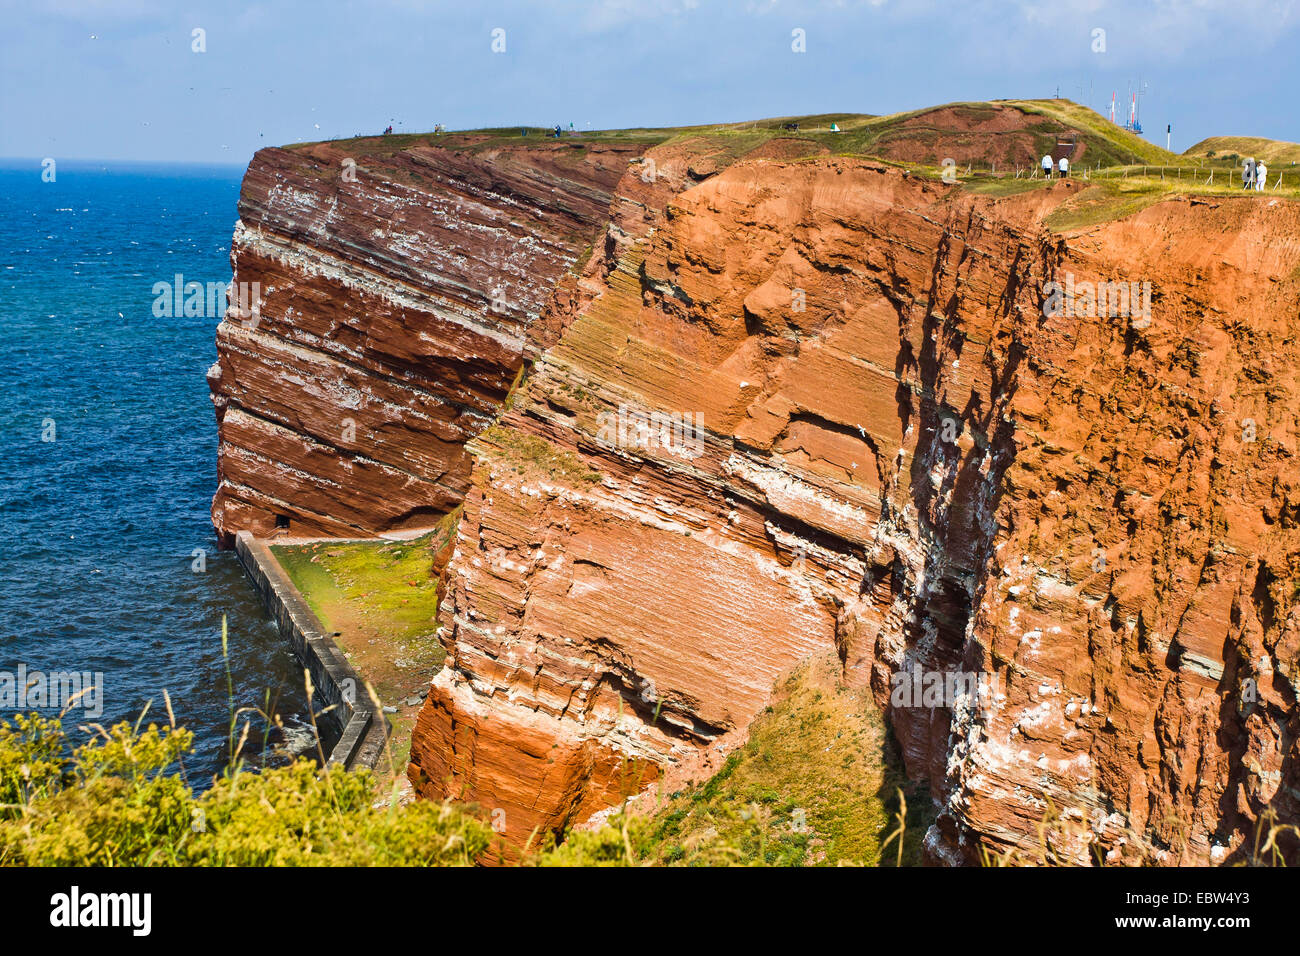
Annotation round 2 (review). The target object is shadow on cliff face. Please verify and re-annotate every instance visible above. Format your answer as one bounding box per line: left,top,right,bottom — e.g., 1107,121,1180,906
875,715,940,865
876,206,1056,859
1212,560,1300,866
589,636,732,743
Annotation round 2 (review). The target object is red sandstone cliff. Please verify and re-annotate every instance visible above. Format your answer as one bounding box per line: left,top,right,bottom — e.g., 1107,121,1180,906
214,125,1300,865
209,137,643,542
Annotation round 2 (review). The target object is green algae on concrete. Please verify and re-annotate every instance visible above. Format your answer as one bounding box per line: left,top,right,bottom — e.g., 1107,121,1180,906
271,518,455,775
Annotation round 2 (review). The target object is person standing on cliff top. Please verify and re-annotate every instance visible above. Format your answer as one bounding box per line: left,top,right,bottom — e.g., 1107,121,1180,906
1058,155,1069,178
1243,158,1255,189
1257,161,1268,190
1041,154,1053,178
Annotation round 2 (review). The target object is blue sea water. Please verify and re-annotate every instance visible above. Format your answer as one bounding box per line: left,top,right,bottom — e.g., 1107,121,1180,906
0,159,316,780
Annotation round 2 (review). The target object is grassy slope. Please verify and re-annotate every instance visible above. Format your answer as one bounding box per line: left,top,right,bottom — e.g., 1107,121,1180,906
966,158,1300,235
290,112,876,154
1041,179,1174,233
1044,167,1300,233
625,655,933,866
774,99,1179,168
1185,135,1300,167
1004,99,1179,165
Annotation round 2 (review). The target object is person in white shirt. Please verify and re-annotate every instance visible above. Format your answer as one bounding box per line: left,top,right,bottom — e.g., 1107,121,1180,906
1256,161,1268,190
1042,154,1053,178
1058,156,1069,178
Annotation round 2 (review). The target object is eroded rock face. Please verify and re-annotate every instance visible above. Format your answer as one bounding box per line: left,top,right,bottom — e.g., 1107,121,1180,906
946,195,1300,865
214,128,1300,865
409,159,1300,864
209,139,642,541
409,158,1056,850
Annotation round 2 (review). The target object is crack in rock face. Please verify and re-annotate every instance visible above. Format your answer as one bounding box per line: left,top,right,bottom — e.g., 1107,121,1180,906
217,134,1300,865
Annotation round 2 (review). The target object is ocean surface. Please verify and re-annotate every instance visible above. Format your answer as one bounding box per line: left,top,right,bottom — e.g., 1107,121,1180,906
0,159,317,780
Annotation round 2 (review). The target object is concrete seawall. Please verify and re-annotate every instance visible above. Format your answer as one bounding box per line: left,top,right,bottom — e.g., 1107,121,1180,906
234,530,388,769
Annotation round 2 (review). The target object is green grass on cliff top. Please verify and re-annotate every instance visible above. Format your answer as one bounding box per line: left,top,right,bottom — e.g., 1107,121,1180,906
285,99,1176,169
293,112,875,154
957,161,1300,234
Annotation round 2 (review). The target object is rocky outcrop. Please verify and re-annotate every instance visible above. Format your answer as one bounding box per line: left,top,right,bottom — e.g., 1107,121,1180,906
213,119,1300,865
409,157,1054,850
409,157,1300,864
946,194,1300,864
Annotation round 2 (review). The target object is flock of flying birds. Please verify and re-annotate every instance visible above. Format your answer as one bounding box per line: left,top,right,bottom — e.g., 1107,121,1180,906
86,32,316,152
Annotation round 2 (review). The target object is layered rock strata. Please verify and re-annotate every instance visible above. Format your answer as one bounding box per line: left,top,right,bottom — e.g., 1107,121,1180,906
211,126,1300,865
210,138,643,541
410,159,1300,865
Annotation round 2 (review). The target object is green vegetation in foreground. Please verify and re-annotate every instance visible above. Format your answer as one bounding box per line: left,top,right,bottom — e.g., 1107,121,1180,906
9,709,1295,866
0,701,920,868
0,714,497,866
0,656,931,868
543,656,934,867
272,521,454,773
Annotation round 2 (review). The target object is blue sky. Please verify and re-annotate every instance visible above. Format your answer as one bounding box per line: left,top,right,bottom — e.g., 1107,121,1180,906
2,0,1297,164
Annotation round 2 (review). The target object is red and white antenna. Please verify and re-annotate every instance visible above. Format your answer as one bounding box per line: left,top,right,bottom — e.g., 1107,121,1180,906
1110,92,1117,124
1130,93,1137,127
